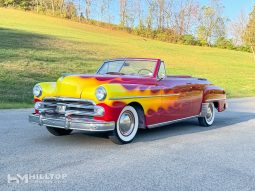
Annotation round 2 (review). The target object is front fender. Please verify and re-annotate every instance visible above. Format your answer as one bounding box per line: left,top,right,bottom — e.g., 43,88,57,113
94,83,162,124
94,83,137,122
34,82,56,101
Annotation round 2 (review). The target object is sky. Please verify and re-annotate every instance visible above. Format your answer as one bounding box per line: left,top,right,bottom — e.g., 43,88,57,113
74,0,255,24
75,0,255,36
200,0,255,21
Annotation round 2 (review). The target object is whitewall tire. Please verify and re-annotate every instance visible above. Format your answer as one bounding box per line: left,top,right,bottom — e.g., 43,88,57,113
109,106,139,144
198,103,215,127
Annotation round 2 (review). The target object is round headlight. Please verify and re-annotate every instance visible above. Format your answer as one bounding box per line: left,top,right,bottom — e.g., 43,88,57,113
96,86,107,101
33,84,42,97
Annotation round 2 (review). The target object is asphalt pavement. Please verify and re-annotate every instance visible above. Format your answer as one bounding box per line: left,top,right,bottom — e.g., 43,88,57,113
0,97,255,191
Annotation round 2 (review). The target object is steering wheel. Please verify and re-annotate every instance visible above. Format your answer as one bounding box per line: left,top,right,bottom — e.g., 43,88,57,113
137,69,153,75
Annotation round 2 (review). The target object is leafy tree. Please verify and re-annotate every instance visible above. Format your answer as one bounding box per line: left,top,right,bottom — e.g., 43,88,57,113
19,0,33,10
173,0,199,36
215,37,234,49
180,34,198,45
119,0,127,27
2,0,15,6
85,0,91,20
0,0,4,6
231,11,247,46
197,0,226,45
64,1,77,19
244,6,255,59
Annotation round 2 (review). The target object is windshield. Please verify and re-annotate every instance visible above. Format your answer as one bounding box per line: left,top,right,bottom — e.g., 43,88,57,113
97,59,157,77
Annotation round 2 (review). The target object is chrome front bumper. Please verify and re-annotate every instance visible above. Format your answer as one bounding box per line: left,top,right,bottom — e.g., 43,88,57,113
29,114,115,132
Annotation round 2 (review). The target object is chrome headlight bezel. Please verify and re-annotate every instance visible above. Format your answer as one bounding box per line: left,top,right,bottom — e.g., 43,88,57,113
33,84,42,97
95,86,107,101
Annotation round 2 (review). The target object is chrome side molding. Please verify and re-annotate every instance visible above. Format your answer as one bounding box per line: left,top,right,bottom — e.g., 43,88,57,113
148,115,199,129
109,94,180,101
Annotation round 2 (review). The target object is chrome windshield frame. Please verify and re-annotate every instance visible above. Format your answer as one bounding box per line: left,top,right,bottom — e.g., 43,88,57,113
96,58,160,77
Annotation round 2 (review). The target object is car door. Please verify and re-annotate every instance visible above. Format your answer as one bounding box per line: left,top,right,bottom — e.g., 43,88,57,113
157,62,193,122
189,80,205,116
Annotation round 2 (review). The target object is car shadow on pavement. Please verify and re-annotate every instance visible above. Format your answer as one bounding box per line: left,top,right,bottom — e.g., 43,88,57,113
37,110,255,145
133,111,255,143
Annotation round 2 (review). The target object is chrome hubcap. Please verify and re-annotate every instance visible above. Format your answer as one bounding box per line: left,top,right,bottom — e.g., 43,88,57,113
119,111,135,136
206,104,213,122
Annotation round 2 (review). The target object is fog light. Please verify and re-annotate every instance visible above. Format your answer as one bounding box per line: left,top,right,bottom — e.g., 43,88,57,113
34,102,43,110
94,106,105,116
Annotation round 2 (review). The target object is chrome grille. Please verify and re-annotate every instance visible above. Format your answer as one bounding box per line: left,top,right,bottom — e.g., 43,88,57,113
38,97,102,119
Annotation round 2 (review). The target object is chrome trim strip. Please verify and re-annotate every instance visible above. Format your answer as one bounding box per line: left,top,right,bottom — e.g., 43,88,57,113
38,108,56,114
29,114,115,132
96,58,159,75
41,103,95,110
43,97,96,105
38,107,104,117
148,115,199,128
109,94,180,100
205,98,226,102
64,110,101,117
65,104,95,109
159,94,180,97
105,58,159,62
41,102,57,107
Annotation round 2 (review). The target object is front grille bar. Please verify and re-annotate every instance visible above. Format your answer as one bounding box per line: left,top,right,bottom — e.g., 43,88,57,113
43,97,96,105
41,102,95,110
38,97,103,117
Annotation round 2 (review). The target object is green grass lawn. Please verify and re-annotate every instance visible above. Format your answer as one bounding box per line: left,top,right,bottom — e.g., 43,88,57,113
0,8,255,108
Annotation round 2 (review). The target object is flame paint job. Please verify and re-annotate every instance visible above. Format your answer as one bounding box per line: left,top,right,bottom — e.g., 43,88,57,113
34,58,227,128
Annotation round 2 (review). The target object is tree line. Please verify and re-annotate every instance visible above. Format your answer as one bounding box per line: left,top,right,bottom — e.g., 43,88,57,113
1,0,254,54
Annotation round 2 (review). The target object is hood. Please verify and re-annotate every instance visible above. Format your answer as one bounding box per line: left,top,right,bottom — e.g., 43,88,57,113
54,74,157,99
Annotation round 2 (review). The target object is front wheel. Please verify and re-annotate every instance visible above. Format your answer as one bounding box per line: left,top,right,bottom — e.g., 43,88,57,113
46,126,73,136
198,103,215,127
109,106,140,144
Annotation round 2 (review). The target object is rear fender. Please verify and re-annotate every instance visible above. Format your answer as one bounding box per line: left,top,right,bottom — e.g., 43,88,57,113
203,85,227,112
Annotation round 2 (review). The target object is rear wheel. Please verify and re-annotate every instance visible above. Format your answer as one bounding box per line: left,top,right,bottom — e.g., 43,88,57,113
198,103,215,127
46,126,73,136
109,106,140,144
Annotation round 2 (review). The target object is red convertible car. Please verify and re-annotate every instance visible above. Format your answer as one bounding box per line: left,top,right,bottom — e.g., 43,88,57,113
29,58,227,144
